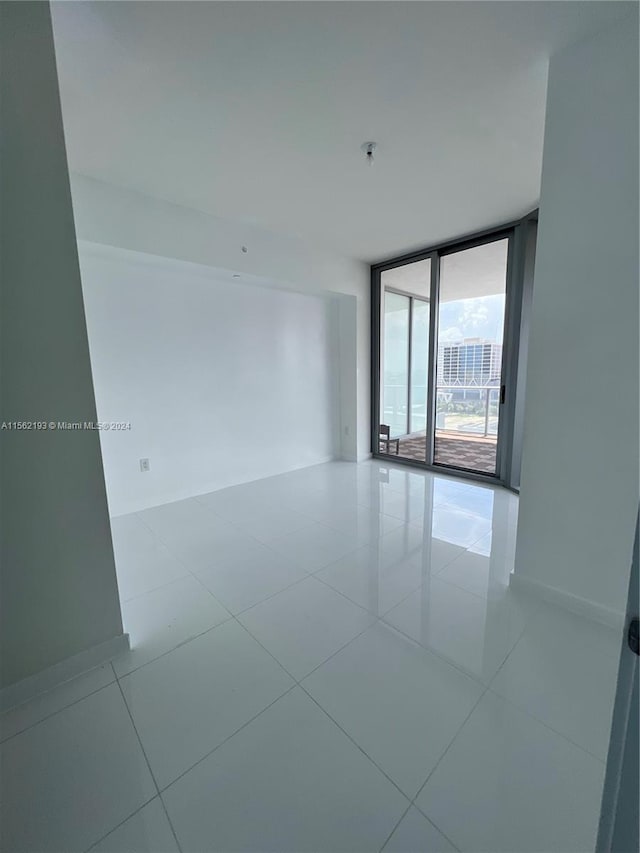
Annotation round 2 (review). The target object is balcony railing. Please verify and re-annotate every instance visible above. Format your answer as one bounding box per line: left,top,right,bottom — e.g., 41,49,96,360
383,383,500,440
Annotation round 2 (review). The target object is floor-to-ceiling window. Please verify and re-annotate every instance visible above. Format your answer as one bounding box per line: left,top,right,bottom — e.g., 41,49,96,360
382,291,410,440
372,215,536,486
434,238,508,475
379,258,432,463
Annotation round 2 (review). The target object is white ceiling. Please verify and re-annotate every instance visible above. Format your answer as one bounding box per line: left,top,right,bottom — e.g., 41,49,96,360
51,1,632,262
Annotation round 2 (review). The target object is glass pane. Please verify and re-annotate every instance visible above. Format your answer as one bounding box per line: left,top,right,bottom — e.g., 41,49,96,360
379,258,432,462
410,300,430,436
433,238,508,475
381,258,431,299
382,291,409,439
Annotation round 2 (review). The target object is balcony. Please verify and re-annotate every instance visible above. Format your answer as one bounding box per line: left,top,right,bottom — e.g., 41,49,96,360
382,385,499,474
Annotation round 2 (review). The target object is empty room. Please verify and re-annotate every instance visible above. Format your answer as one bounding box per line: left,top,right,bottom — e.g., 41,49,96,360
1,2,638,853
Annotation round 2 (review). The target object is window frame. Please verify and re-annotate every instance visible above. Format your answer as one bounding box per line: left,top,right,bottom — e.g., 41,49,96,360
371,212,537,487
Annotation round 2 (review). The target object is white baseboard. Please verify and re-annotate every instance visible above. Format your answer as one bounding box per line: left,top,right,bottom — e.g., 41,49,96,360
0,633,130,713
341,452,372,463
509,573,625,630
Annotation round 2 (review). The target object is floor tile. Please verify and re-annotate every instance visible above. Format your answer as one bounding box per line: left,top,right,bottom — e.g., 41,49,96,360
231,505,313,544
237,576,376,679
114,575,230,677
377,467,433,497
138,498,261,573
373,489,431,523
120,621,294,788
432,480,507,520
137,497,227,541
308,504,404,546
435,546,511,599
264,521,362,572
491,603,619,759
313,524,463,618
422,505,492,548
466,531,491,555
1,663,115,743
195,545,308,614
527,599,621,661
383,807,456,853
383,578,532,684
376,524,438,566
163,688,408,853
110,515,189,602
315,543,425,616
303,622,483,797
91,799,178,853
199,488,313,540
0,684,156,853
167,523,268,575
416,690,605,853
195,486,272,519
281,488,358,521
16,461,608,853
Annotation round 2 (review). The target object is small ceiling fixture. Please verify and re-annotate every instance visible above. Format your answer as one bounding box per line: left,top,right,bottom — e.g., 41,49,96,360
361,141,377,166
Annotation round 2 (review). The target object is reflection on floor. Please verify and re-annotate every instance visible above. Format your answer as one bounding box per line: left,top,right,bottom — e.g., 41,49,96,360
2,460,618,853
394,432,497,473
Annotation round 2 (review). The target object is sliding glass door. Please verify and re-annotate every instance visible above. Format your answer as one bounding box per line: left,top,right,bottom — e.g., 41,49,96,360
374,227,521,481
379,259,432,462
434,238,509,475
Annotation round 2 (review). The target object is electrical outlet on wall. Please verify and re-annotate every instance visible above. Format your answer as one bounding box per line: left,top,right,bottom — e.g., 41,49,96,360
344,425,350,436
139,458,150,472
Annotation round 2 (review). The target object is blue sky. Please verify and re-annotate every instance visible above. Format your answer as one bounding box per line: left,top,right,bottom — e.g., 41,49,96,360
439,294,505,344
384,293,506,375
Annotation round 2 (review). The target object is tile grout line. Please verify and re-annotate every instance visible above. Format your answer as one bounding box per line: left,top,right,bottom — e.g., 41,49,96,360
408,667,606,850
133,503,289,573
377,802,412,853
109,471,523,849
311,563,425,616
195,523,427,622
131,607,414,813
0,673,117,746
205,571,312,620
111,663,184,853
237,606,377,685
484,684,608,765
409,679,491,827
113,612,235,680
131,501,365,608
378,800,462,853
13,468,526,853
82,792,158,853
113,533,378,686
375,614,495,691
297,679,414,802
156,683,299,795
157,791,184,853
124,491,495,623
114,510,531,803
78,668,172,853
477,602,610,762
309,569,394,615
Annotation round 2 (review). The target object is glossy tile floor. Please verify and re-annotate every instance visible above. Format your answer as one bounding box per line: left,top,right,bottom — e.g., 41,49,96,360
1,461,621,853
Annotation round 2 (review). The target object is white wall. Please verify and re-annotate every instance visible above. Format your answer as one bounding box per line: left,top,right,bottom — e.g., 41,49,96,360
69,174,370,463
0,3,124,689
80,244,340,516
514,14,639,621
